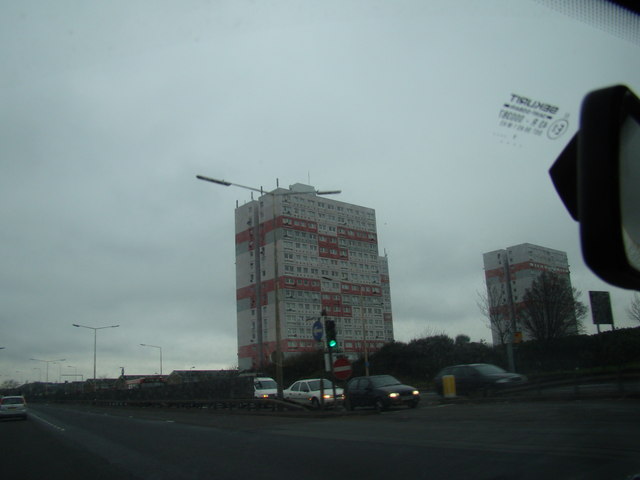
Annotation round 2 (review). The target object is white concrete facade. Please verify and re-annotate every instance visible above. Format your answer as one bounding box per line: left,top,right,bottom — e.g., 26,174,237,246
234,183,394,371
483,243,575,345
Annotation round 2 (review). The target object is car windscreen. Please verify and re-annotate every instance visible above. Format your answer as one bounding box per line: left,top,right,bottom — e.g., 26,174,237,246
308,379,333,391
370,375,401,387
255,380,277,389
1,397,24,405
474,365,507,375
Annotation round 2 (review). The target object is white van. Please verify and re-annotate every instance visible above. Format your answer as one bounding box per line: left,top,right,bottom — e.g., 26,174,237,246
253,377,278,399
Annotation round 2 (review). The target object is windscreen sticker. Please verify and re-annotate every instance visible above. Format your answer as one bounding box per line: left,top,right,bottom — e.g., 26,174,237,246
494,93,570,147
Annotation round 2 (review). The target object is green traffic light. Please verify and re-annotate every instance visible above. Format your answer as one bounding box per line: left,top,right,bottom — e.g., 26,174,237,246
325,318,337,348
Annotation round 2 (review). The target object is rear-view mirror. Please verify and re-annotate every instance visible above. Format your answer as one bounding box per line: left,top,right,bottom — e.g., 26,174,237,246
550,85,640,290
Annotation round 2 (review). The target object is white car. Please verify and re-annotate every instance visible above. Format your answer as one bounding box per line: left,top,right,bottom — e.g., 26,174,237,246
0,395,28,420
253,377,278,399
283,378,344,408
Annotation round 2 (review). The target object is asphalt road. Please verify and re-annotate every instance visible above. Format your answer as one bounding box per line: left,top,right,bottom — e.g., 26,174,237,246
2,399,639,480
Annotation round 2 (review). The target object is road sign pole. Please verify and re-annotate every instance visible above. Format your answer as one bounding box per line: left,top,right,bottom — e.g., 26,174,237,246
320,347,325,409
320,366,325,409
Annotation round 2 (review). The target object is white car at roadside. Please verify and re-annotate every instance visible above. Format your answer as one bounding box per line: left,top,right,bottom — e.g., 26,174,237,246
0,395,28,420
253,377,278,399
283,378,344,408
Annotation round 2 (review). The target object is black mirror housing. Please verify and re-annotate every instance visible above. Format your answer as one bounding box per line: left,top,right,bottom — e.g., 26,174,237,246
550,85,640,290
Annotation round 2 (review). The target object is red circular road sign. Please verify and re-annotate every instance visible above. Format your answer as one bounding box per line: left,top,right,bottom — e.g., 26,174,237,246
333,357,352,380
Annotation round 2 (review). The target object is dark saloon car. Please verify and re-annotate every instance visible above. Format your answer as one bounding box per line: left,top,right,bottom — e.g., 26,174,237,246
434,363,527,397
345,375,420,411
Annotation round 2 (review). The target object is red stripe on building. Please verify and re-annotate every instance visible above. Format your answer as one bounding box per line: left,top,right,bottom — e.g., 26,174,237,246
340,282,382,296
485,268,505,279
337,227,377,244
281,217,318,234
236,285,255,301
283,276,321,291
235,229,252,245
237,277,321,301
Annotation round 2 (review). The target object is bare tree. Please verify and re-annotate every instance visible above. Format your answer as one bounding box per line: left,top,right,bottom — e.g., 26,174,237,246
477,286,512,345
1,379,19,389
627,293,640,324
519,271,586,342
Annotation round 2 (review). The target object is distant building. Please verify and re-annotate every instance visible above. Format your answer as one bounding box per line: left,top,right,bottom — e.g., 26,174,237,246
234,183,394,371
166,370,237,385
115,375,166,390
483,243,578,344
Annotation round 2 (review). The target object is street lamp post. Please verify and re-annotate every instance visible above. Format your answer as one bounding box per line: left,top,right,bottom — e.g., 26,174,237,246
197,175,340,399
30,358,66,383
53,362,63,383
359,292,370,376
140,344,163,375
72,323,120,386
359,294,385,377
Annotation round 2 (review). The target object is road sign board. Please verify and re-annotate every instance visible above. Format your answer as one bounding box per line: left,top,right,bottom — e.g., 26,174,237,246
333,357,352,380
312,320,323,341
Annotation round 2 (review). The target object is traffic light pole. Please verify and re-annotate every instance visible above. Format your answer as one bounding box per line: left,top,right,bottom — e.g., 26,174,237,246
320,321,325,409
320,362,325,409
319,345,337,409
318,311,339,408
323,311,338,404
328,348,337,403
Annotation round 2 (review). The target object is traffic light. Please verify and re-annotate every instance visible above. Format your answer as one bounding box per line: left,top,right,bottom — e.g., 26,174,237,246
325,319,337,349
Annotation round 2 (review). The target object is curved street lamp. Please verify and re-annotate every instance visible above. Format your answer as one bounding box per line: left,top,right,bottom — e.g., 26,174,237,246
140,344,163,375
30,357,66,383
197,175,341,399
72,323,120,385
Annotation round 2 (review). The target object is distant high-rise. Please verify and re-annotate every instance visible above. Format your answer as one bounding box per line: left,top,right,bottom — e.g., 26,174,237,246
482,243,578,344
234,183,394,371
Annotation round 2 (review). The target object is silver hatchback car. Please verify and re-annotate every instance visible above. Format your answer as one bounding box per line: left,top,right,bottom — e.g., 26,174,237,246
0,395,28,420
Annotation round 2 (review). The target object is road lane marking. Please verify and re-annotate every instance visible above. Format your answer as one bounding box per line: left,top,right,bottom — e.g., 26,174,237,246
29,412,66,432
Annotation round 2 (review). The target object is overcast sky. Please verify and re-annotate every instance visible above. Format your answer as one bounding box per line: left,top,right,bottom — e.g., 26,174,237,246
1,0,639,383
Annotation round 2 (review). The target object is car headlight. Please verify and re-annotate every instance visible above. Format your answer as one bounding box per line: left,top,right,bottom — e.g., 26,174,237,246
389,392,400,398
412,390,420,396
322,394,332,399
